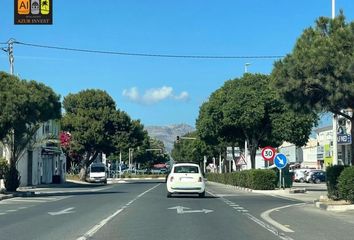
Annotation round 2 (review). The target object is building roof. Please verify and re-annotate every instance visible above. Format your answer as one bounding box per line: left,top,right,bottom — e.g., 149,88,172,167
314,125,332,134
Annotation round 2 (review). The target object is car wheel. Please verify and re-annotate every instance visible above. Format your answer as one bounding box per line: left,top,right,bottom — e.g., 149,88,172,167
167,192,172,198
299,178,304,183
315,178,321,184
198,191,205,198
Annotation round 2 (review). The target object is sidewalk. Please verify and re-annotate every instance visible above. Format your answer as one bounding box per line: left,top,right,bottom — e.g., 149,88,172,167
0,179,96,200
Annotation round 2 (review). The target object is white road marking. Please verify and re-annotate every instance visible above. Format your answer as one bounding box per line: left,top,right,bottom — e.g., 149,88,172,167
233,207,244,210
168,206,213,214
6,209,17,212
244,212,294,240
76,183,161,240
8,199,47,203
207,190,293,240
48,207,75,216
0,212,6,215
261,203,306,233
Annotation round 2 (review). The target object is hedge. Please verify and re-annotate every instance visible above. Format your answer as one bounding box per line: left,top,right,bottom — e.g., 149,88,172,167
326,165,346,200
207,169,276,190
338,166,354,203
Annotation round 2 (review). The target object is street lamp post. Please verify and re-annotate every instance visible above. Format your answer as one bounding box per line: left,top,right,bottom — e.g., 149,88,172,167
244,63,251,74
331,0,339,166
128,148,134,172
244,63,251,169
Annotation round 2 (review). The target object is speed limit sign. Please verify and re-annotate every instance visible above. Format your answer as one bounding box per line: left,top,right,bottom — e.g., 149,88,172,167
261,146,276,161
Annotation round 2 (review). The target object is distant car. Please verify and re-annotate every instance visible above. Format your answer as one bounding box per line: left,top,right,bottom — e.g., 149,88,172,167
166,163,205,198
150,168,167,174
87,162,107,184
293,169,312,183
310,171,326,184
305,170,325,183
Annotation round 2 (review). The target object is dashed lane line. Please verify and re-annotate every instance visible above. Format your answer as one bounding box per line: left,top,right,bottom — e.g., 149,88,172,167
207,190,294,240
76,183,161,240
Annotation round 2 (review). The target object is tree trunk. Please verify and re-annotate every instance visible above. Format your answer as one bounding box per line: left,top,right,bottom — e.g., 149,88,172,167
250,138,258,169
79,166,87,181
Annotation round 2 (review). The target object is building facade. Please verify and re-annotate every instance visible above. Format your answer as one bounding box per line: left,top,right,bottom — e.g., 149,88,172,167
1,120,66,187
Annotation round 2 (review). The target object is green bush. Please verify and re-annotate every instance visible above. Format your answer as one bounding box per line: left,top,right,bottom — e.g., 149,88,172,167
338,167,354,203
0,158,9,179
249,169,277,190
326,165,346,200
207,169,277,190
4,165,21,192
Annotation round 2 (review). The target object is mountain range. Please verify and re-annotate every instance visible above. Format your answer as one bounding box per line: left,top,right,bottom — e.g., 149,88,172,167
145,124,195,153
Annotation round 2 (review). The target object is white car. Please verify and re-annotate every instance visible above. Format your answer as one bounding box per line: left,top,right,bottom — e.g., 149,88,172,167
166,163,205,198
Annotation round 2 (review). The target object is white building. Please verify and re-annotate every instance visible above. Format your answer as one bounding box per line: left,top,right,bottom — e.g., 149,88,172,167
301,139,318,169
1,120,66,187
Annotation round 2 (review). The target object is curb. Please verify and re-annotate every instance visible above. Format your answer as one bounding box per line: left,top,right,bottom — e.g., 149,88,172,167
0,194,14,201
207,181,254,192
315,202,354,212
108,177,165,181
0,191,35,201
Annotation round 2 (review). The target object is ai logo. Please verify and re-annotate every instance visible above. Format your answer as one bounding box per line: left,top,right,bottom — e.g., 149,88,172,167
14,0,53,25
17,0,30,15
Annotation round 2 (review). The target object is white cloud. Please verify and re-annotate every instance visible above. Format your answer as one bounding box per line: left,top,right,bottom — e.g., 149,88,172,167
142,86,173,104
122,87,140,101
174,91,189,101
122,86,189,105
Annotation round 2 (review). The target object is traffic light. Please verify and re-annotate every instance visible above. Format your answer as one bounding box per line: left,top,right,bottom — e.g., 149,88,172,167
176,136,180,143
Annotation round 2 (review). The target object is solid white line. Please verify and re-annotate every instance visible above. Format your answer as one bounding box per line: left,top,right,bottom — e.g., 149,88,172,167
244,213,293,240
6,209,17,212
76,183,160,240
0,212,6,215
261,203,306,233
9,199,47,203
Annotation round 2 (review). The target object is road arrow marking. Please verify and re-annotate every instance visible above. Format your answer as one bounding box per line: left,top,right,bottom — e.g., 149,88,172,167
48,207,75,216
168,206,213,214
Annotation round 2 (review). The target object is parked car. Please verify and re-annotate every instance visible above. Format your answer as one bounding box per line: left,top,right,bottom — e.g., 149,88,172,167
305,170,325,183
149,168,167,174
166,163,205,198
310,171,326,184
293,169,309,183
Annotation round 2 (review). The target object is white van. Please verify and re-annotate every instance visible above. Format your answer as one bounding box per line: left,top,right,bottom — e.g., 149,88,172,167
87,162,107,184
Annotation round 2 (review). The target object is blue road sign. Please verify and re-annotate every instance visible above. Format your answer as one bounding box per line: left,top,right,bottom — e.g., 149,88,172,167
274,153,288,169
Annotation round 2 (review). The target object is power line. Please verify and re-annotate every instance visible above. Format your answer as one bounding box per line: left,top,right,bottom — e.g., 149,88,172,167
13,41,284,60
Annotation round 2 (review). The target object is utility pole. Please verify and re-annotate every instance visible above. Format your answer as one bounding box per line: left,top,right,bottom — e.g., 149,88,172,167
2,39,16,75
1,39,16,166
331,0,338,166
244,63,251,168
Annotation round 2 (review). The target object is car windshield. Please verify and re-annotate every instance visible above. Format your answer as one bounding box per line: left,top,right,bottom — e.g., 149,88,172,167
91,166,105,172
174,166,199,174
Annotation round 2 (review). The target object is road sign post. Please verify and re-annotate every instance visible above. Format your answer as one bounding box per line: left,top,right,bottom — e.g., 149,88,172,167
274,153,288,189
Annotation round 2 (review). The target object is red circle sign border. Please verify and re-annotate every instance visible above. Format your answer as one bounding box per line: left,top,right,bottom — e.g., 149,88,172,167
261,146,276,161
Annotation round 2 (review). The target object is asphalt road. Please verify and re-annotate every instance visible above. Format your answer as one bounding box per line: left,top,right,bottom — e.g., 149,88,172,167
1,180,354,240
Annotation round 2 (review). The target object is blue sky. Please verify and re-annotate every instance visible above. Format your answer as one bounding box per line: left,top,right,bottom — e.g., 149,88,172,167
1,1,353,127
